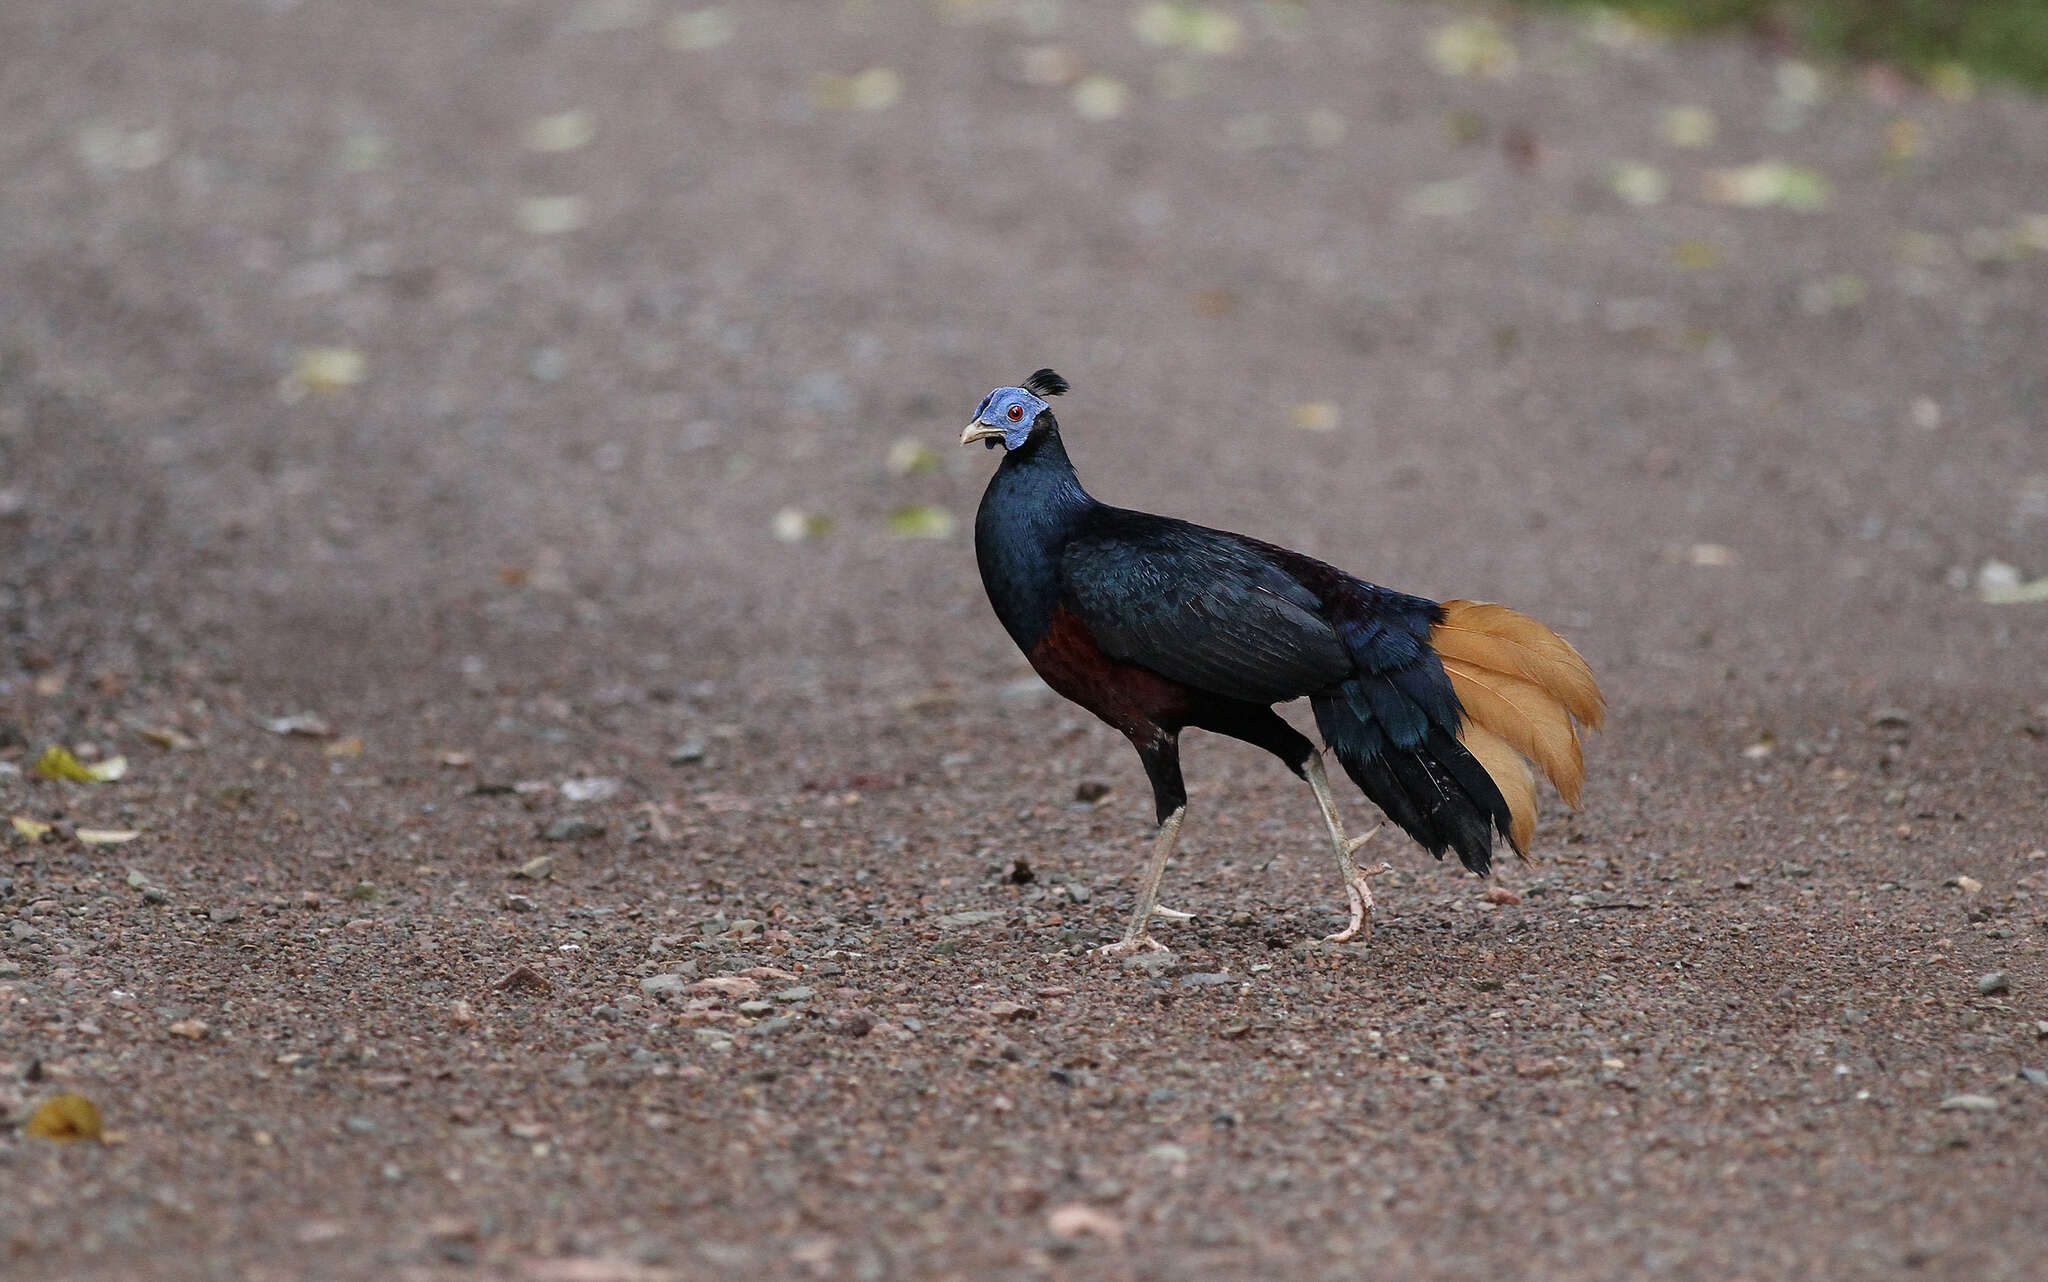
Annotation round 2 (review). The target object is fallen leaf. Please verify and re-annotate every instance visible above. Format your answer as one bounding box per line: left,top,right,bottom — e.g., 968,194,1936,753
25,1094,103,1142
1609,162,1669,207
168,1018,210,1040
885,438,941,476
264,713,332,738
886,504,956,539
523,111,595,153
35,746,127,783
771,508,833,543
1428,17,1517,80
292,347,366,392
516,196,591,235
1071,75,1128,122
10,816,52,841
1289,402,1340,432
1133,4,1242,55
136,725,197,751
1705,161,1831,212
77,829,141,845
322,736,365,759
1979,575,2048,605
814,67,901,112
1660,106,1716,148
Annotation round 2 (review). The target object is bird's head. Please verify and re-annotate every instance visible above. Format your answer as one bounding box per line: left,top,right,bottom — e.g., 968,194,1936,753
960,368,1069,451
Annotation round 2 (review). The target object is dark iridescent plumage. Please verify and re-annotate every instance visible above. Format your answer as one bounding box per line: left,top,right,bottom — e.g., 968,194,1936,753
963,369,1602,950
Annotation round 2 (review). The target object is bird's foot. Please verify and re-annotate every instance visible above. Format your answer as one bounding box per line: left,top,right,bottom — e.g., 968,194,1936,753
1322,861,1394,944
1093,933,1170,958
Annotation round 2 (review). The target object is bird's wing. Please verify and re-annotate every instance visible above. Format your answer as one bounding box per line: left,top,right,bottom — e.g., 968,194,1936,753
1061,514,1352,704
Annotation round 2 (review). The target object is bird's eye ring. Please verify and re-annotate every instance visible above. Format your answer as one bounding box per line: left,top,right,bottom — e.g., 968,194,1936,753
1007,404,1024,421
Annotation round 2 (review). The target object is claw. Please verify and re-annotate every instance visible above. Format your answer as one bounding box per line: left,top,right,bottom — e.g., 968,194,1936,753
1342,823,1383,855
1149,905,1195,921
1093,934,1170,957
1320,861,1393,944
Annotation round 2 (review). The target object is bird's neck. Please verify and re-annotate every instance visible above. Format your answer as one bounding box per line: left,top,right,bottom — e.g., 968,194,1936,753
974,426,1096,648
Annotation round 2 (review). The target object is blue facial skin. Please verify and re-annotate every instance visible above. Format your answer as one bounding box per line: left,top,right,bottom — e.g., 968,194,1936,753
968,387,1051,450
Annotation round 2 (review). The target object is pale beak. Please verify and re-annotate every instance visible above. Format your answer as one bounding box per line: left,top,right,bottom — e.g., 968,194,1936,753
960,422,1004,446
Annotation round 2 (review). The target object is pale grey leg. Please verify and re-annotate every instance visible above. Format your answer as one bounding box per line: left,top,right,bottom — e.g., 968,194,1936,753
1094,806,1185,956
1304,754,1392,943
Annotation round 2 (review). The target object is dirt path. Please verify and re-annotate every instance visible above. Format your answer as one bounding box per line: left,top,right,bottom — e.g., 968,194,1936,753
3,2,2046,1279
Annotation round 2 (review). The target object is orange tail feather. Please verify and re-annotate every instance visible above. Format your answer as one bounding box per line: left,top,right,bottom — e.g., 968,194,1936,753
1432,600,1603,857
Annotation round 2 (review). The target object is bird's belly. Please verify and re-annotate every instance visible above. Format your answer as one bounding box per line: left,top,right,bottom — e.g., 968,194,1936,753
1026,607,1189,743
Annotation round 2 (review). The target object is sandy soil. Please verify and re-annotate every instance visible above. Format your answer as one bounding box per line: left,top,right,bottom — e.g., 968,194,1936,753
3,2,2047,1279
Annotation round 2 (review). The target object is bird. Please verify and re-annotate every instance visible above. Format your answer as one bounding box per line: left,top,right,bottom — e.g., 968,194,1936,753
962,369,1603,955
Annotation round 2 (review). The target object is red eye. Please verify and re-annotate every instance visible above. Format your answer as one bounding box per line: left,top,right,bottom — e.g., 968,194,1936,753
1007,404,1024,421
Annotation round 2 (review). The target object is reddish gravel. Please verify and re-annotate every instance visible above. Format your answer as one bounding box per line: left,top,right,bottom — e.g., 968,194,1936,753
3,2,2047,1280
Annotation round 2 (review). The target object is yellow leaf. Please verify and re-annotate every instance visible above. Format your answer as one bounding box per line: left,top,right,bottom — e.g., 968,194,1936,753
1429,17,1517,80
293,347,367,391
10,815,52,840
886,505,957,540
1660,106,1716,149
885,439,941,476
35,745,125,783
1609,163,1669,207
322,736,366,759
1072,76,1129,122
522,111,595,153
1289,402,1340,432
77,828,142,845
26,1094,103,1142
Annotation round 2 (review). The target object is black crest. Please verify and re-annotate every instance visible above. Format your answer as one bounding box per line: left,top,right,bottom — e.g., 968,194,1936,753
1024,368,1069,398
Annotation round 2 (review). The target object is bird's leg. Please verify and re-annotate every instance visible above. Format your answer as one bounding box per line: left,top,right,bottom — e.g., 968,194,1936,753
1094,806,1184,956
1304,753,1394,944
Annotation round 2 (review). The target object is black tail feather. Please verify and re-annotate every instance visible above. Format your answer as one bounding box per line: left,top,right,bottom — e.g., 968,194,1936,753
1313,688,1511,875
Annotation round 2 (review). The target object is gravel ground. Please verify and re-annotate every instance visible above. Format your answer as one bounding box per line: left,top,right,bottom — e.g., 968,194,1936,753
3,2,2047,1279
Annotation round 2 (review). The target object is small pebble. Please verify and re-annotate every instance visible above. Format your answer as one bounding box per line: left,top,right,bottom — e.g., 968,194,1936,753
543,817,606,841
1938,1094,1998,1112
514,856,554,880
167,1018,210,1040
667,740,707,766
2018,1068,2048,1087
504,894,537,913
938,909,1002,928
770,986,815,1004
737,1000,775,1016
1977,972,2008,995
